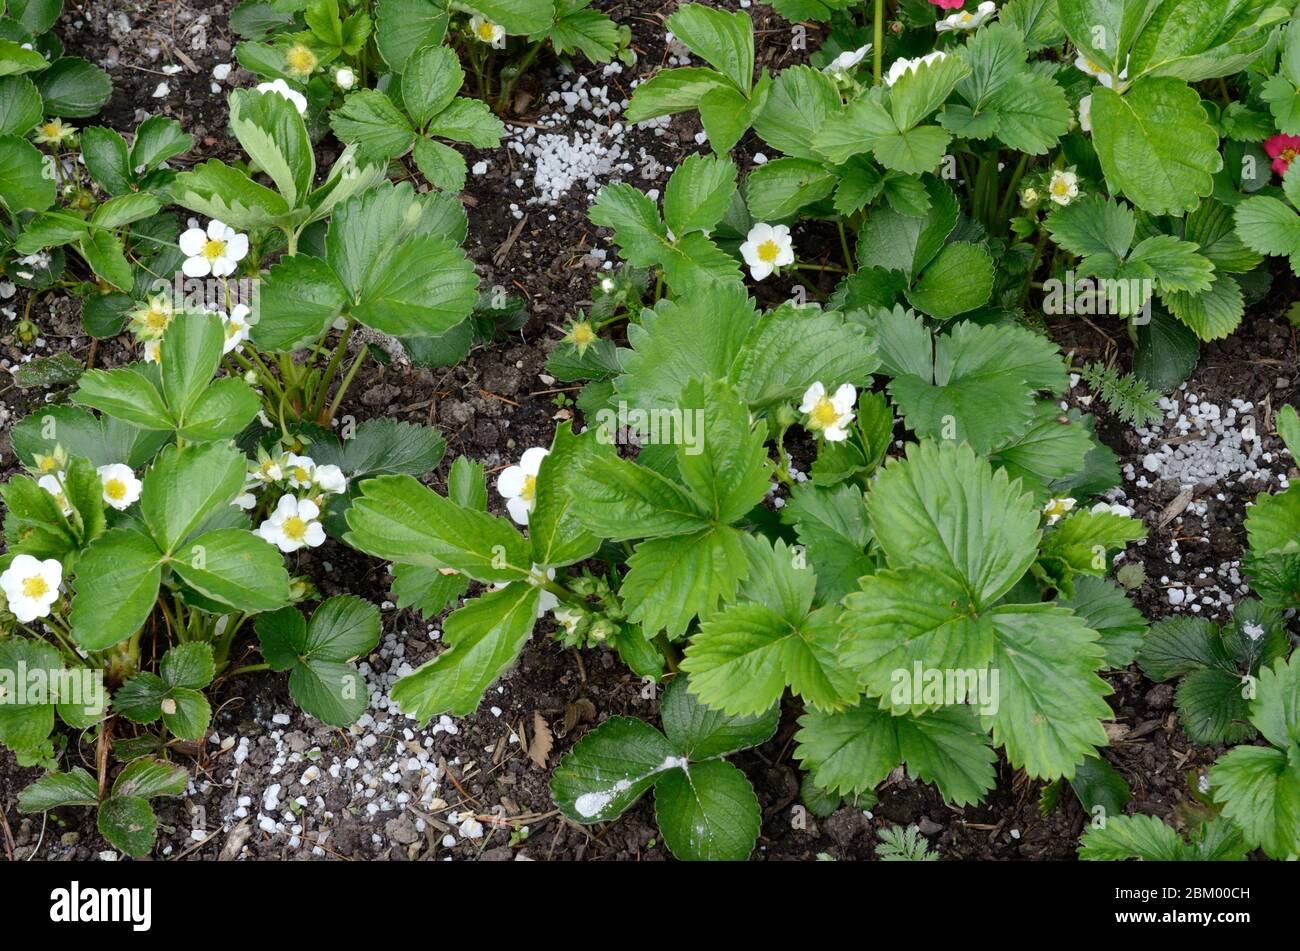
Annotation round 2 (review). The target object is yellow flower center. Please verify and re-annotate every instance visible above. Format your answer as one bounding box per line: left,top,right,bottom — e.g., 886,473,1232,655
810,398,840,429
960,13,973,22
571,323,595,346
22,576,49,599
1282,148,1299,163
144,304,171,332
41,122,61,139
202,238,227,261
286,45,318,76
1050,178,1070,196
282,516,307,541
476,22,498,40
757,240,781,263
105,479,127,501
35,455,57,473
1044,499,1073,519
292,466,310,483
520,474,537,502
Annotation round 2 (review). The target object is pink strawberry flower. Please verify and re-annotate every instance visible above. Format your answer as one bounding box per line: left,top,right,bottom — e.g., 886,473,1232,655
1265,133,1300,176
929,0,967,8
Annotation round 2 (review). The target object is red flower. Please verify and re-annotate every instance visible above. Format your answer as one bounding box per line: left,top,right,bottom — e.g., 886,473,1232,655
1265,133,1300,176
929,0,966,8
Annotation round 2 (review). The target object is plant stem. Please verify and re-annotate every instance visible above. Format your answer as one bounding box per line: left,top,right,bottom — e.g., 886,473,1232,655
653,634,680,673
322,342,369,425
309,318,356,421
227,662,270,677
873,0,884,85
837,219,854,271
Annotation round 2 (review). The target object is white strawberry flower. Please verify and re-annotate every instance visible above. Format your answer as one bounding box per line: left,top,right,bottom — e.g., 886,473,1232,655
312,464,348,495
233,490,257,510
221,303,255,354
1074,52,1128,89
1,554,63,623
884,50,947,87
256,78,308,115
469,15,506,49
936,1,997,31
740,222,795,281
250,453,284,484
800,382,856,442
822,43,872,77
37,473,72,516
1048,169,1080,205
96,463,142,511
1042,497,1077,525
497,447,549,525
552,605,583,635
143,339,162,364
257,495,326,552
334,66,356,90
178,219,249,278
283,453,316,489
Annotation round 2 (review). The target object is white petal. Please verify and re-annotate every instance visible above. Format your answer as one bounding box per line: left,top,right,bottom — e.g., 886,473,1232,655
823,424,849,442
831,383,857,413
297,498,320,520
496,465,527,499
799,382,825,412
207,219,227,239
182,256,211,277
304,522,326,547
506,495,532,525
225,233,249,262
211,257,236,278
749,260,774,281
519,447,549,476
178,228,207,256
